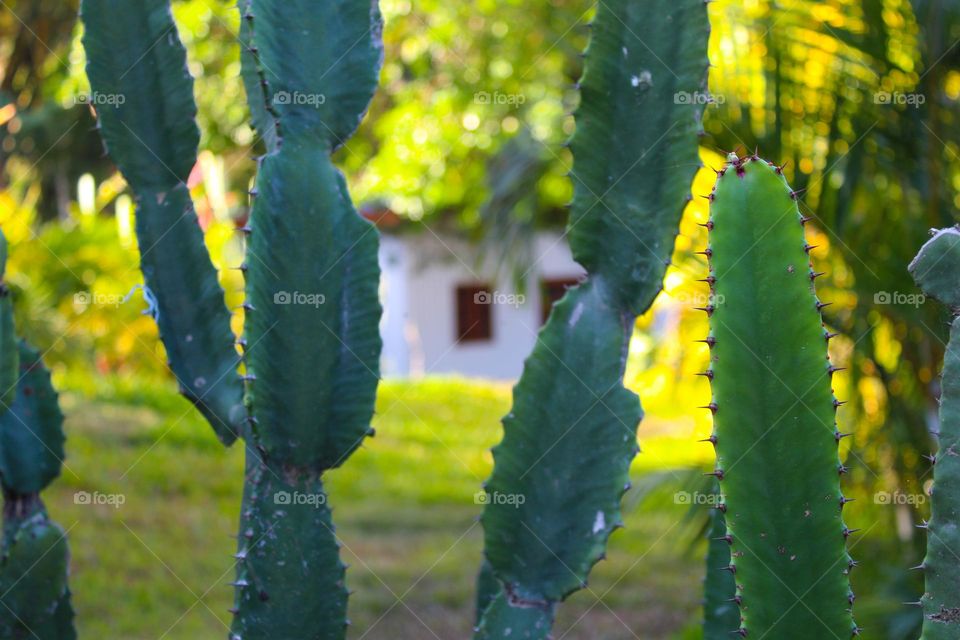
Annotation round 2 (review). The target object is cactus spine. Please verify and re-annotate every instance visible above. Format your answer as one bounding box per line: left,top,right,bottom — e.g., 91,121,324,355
703,154,855,638
83,0,383,637
909,227,960,639
475,0,708,636
0,230,75,639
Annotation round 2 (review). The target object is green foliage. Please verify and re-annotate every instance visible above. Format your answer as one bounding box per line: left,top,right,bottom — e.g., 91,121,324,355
706,155,854,638
909,227,960,639
477,0,708,634
81,0,245,445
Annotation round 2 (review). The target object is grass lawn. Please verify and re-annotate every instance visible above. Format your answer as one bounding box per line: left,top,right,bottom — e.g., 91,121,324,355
45,378,709,639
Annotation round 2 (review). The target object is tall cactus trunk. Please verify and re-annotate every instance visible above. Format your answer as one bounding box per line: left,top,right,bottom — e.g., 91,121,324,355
231,1,382,636
475,0,709,635
909,227,960,639
82,0,384,636
703,153,856,638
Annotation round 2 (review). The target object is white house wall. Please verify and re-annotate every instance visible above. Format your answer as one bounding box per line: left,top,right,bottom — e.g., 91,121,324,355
378,230,586,380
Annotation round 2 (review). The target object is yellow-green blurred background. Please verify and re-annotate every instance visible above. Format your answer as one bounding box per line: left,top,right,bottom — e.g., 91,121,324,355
2,0,959,637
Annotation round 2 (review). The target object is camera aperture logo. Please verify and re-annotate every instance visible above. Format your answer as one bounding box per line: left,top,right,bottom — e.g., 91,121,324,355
274,291,326,307
274,491,327,508
74,491,125,509
474,490,525,508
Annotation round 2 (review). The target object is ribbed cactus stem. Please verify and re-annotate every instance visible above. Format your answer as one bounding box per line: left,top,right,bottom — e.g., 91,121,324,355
704,154,856,638
231,1,383,636
909,226,960,639
83,0,385,635
702,490,739,639
476,0,709,634
81,0,246,444
0,231,75,639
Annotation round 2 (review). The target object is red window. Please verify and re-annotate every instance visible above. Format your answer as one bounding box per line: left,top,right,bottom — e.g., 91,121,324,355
455,284,493,342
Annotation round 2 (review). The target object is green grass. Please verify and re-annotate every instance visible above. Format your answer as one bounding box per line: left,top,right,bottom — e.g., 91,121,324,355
44,377,707,639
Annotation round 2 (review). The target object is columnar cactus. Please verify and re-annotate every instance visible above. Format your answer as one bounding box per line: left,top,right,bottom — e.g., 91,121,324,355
475,0,709,636
0,231,75,640
702,153,856,638
231,1,382,637
82,0,383,637
909,226,960,639
81,0,245,444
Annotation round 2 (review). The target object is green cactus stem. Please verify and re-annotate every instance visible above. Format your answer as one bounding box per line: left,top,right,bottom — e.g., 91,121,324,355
702,493,739,639
81,0,245,444
476,0,708,634
84,0,385,634
0,496,75,640
231,1,383,637
704,153,856,638
909,226,960,639
0,230,17,411
0,231,74,639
